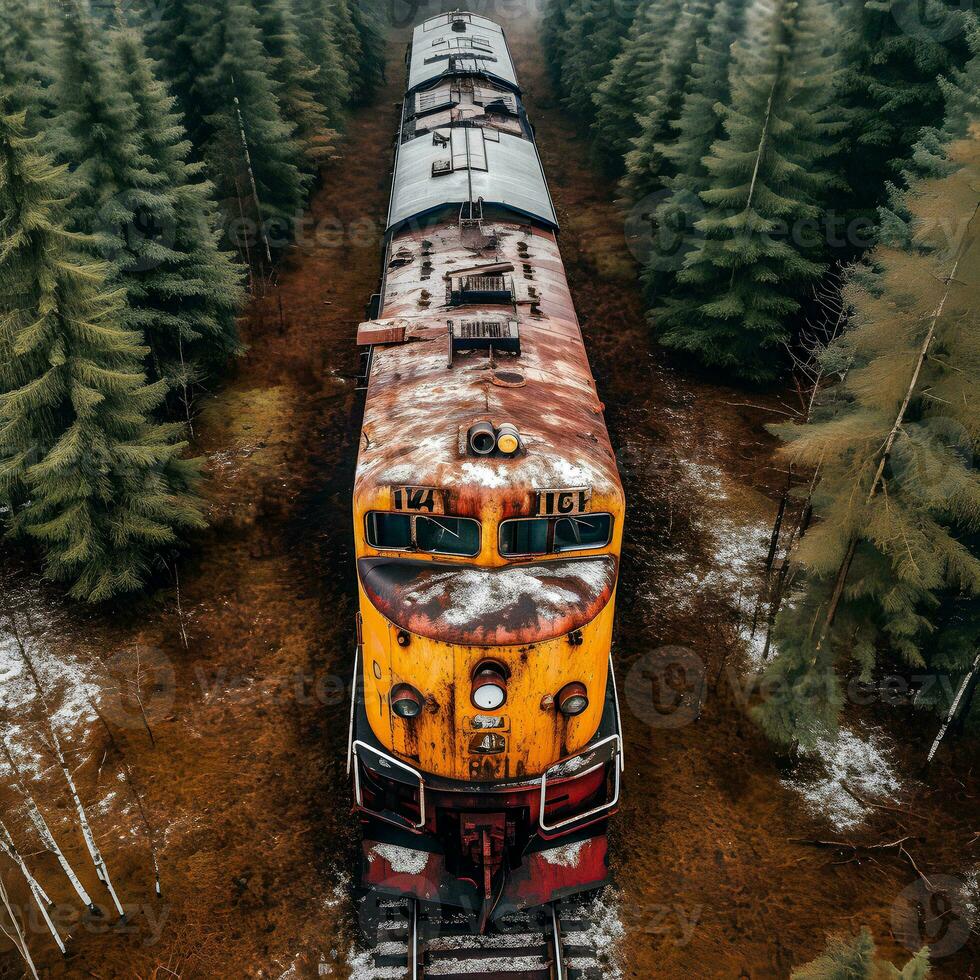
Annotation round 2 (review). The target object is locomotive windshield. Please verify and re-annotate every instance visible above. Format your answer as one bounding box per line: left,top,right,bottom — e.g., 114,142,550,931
365,512,481,556
499,515,612,556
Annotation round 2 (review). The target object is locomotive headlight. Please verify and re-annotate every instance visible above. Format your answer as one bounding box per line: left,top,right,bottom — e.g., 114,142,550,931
471,665,508,711
391,684,423,718
557,682,589,717
496,423,522,456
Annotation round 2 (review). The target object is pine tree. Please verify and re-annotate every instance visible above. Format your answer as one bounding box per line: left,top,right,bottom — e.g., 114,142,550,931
643,0,746,294
835,0,972,224
345,0,386,104
792,929,930,979
877,15,980,247
0,0,55,124
196,0,308,237
291,0,353,125
621,0,718,204
47,3,243,401
653,0,845,381
590,0,681,176
111,25,244,397
0,98,206,602
46,0,159,271
147,0,308,238
754,131,980,748
144,0,200,140
553,0,642,127
251,0,338,171
542,0,570,85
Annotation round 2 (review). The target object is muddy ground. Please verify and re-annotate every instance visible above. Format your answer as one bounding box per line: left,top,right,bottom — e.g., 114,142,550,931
0,10,977,980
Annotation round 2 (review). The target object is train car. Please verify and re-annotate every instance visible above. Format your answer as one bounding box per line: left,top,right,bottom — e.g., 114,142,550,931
348,11,625,938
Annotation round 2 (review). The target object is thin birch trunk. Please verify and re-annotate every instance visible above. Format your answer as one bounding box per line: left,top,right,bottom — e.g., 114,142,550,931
231,75,273,265
89,702,163,899
0,865,40,980
0,611,125,917
0,738,95,911
927,650,980,763
0,819,66,954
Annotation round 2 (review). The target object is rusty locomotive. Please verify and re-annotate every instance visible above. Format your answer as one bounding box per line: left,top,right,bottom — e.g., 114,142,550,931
348,10,625,949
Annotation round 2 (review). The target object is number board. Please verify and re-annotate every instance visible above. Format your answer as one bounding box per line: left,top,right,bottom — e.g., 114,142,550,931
536,487,591,517
391,486,444,514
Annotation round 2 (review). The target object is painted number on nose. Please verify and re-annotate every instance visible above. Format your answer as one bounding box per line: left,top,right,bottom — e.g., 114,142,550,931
536,487,591,516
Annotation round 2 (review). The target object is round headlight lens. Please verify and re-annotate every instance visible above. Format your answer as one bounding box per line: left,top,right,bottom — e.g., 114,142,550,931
391,684,423,718
557,682,589,717
472,667,508,711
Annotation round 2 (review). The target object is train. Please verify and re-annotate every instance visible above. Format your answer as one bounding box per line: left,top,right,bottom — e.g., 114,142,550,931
348,10,625,942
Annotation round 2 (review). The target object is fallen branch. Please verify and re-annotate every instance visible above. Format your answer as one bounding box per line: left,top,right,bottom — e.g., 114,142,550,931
790,835,935,890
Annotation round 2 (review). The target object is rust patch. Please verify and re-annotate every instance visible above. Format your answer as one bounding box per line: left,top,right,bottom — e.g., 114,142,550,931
358,555,616,645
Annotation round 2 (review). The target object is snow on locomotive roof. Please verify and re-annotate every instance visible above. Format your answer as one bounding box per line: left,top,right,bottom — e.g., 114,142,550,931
408,12,518,93
387,127,558,232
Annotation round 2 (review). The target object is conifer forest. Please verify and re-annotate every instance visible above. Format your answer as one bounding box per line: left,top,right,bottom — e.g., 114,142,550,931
0,0,977,976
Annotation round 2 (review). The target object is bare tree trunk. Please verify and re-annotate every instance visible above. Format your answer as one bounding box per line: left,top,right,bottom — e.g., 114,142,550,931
89,703,164,899
0,738,96,911
927,650,980,763
231,75,273,266
814,209,977,652
0,608,126,917
178,336,195,439
0,819,66,954
0,865,40,979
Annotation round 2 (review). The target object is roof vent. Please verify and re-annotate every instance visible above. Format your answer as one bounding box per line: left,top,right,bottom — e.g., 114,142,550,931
450,318,520,355
448,273,514,306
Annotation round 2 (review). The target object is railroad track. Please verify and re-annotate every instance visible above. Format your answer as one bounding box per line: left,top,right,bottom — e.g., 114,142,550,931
365,897,607,979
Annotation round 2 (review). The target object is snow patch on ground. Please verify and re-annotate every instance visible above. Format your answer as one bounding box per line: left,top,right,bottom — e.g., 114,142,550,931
782,726,903,830
0,593,100,778
661,458,773,667
571,891,625,979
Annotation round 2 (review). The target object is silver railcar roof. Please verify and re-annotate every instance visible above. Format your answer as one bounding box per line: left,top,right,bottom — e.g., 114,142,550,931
408,12,518,93
387,126,558,232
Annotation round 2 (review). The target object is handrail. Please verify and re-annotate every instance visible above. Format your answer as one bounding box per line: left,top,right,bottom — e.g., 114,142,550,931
346,648,360,777
352,740,428,830
539,734,622,834
609,653,625,773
